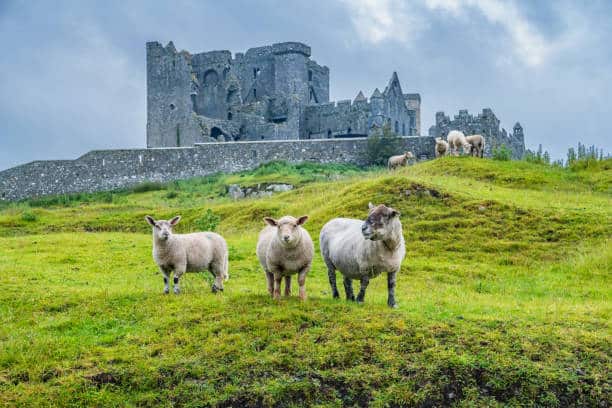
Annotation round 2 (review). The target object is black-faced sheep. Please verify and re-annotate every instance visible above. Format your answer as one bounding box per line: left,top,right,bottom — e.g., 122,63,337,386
256,215,314,300
320,203,406,308
145,215,228,294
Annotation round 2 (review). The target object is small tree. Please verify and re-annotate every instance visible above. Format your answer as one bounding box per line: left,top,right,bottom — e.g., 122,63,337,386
492,144,512,161
566,147,576,166
365,123,403,166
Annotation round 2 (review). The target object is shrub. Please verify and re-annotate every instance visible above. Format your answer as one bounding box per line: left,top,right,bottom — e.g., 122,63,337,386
21,211,37,222
165,191,179,199
193,209,220,232
365,123,403,166
130,181,166,193
492,145,512,161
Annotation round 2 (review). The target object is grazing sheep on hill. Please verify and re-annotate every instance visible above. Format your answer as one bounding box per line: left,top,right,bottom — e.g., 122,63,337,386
465,134,486,158
447,130,471,156
145,215,228,294
320,203,406,308
256,215,314,300
388,151,414,170
435,137,449,158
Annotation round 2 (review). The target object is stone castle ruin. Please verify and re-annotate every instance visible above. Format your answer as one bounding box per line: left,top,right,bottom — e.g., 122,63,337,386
147,41,421,147
0,40,525,201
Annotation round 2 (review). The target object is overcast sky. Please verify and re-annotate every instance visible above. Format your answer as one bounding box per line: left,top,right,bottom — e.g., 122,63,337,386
1,0,610,170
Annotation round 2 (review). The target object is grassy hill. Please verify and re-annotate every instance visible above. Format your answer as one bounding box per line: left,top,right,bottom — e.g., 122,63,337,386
0,158,610,407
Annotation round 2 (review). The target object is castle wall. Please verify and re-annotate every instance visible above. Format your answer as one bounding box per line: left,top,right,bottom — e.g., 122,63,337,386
146,42,203,147
0,137,435,201
307,60,329,104
304,100,370,138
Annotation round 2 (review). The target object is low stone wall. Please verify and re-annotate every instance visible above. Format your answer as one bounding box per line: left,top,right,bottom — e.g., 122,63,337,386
0,137,434,201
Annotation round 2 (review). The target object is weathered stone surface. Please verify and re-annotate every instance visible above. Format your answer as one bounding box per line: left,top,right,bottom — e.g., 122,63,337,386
0,137,435,201
146,41,421,147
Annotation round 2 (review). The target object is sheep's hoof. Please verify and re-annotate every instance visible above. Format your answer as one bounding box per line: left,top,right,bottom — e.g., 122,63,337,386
173,288,180,295
388,302,398,309
332,291,340,299
163,288,169,295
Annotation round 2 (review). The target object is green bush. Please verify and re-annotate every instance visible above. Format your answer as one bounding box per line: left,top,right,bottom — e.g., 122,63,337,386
192,209,220,232
365,123,403,166
492,145,512,161
165,191,179,199
21,210,37,222
130,181,166,193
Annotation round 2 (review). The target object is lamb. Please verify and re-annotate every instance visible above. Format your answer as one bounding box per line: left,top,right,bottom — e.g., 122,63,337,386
145,215,228,294
435,137,449,158
256,215,314,300
387,151,414,170
465,134,486,158
447,130,471,156
320,203,406,308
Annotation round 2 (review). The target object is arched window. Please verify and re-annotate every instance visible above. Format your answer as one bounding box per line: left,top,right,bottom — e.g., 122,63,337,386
327,129,332,138
227,111,233,120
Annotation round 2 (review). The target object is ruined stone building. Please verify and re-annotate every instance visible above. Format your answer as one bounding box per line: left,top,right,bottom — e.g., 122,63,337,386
146,41,421,147
429,109,525,158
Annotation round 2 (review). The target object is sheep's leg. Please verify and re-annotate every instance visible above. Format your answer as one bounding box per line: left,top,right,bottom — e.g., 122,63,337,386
173,265,186,295
265,271,274,296
343,277,355,301
160,267,170,294
356,276,370,303
284,275,291,297
387,271,398,308
273,274,282,300
326,264,339,299
297,268,308,301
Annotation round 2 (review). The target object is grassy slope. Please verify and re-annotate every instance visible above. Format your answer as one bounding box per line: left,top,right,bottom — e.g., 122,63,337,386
0,159,610,407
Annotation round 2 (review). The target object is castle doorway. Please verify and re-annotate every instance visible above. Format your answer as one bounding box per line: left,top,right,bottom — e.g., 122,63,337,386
211,127,224,141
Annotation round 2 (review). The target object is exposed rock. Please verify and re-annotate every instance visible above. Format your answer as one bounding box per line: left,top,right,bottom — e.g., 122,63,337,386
227,183,293,200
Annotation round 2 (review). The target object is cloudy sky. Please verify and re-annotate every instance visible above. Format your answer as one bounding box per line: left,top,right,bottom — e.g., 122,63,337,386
0,0,610,170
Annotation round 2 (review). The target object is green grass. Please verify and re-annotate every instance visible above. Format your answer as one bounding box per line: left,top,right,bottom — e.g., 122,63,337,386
0,159,610,406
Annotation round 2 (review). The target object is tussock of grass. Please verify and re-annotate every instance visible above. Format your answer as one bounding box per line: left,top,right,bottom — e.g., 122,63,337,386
0,158,610,406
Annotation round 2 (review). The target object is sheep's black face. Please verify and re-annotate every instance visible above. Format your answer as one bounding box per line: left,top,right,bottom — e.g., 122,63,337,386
362,204,399,241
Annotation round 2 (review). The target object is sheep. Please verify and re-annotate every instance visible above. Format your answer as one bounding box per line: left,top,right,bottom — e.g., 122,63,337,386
256,215,314,300
387,151,414,170
435,137,449,158
447,130,471,156
320,203,406,308
465,134,486,158
145,215,228,294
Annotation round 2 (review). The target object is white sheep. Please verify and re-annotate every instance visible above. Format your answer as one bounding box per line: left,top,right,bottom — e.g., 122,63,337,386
387,151,414,170
435,137,449,158
256,215,314,300
320,203,406,308
447,130,471,156
465,134,486,158
145,215,228,294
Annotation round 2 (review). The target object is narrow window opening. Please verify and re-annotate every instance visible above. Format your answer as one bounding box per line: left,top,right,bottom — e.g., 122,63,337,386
253,68,260,79
308,70,313,81
327,129,332,138
227,111,233,120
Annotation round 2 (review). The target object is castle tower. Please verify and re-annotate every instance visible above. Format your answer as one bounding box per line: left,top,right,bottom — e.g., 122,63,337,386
369,88,385,131
272,42,311,104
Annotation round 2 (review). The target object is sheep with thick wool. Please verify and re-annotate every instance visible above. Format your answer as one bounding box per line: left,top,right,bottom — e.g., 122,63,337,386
447,130,471,156
388,151,414,170
465,134,486,158
256,215,314,300
145,215,228,294
435,137,449,158
320,203,406,308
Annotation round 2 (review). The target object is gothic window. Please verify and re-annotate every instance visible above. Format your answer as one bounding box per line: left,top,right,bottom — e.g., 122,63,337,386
203,70,219,86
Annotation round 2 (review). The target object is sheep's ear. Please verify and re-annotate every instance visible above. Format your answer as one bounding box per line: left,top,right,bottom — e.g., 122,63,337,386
296,215,308,225
264,217,278,226
368,202,375,210
145,215,156,227
169,216,181,226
